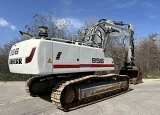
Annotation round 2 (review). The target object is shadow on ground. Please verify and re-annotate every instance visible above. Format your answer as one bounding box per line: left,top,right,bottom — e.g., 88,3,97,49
39,94,52,103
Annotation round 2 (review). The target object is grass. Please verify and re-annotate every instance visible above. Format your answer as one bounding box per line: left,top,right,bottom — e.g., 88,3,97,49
142,70,160,79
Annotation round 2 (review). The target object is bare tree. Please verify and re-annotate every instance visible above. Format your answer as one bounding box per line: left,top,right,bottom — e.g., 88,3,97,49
105,36,125,70
25,12,71,39
0,38,25,73
76,18,97,41
135,33,160,73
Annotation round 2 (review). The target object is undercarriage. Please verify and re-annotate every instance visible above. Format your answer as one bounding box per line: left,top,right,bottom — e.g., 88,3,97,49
25,73,130,111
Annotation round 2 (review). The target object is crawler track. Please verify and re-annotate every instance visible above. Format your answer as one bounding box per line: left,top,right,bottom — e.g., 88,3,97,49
25,75,56,97
51,74,130,111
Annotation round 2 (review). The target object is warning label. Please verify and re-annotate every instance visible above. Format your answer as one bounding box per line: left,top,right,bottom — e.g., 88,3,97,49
47,58,52,63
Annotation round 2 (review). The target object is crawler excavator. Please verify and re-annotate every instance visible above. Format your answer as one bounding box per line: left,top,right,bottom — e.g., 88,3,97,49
8,19,142,111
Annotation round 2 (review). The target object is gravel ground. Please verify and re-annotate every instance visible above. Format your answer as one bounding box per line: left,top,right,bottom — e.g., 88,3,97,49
0,80,160,115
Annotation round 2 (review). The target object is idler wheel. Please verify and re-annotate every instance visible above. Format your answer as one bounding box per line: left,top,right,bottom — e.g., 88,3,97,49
62,86,75,104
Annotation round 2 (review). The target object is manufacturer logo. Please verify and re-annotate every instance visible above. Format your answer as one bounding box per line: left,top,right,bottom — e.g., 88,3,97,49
9,58,22,64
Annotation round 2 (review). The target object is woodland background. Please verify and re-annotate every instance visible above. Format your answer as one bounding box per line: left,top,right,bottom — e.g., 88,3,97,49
1,13,160,81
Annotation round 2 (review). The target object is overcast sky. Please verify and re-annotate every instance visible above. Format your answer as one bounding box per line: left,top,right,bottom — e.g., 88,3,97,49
0,0,160,45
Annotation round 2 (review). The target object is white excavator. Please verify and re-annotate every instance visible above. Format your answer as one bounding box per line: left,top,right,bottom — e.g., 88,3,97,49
8,19,142,111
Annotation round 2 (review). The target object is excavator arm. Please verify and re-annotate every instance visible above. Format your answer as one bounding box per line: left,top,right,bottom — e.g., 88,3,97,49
83,19,142,84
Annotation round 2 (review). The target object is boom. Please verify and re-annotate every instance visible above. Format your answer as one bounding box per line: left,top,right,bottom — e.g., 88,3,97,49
82,19,141,84
83,19,135,67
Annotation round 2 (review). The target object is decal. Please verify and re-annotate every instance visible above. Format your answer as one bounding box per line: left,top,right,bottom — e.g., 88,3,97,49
92,58,104,63
10,48,19,56
9,58,22,64
25,47,36,63
53,64,114,68
56,52,62,60
47,58,52,63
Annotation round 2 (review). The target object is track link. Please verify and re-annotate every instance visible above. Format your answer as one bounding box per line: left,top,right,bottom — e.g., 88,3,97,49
25,75,56,97
51,74,130,111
